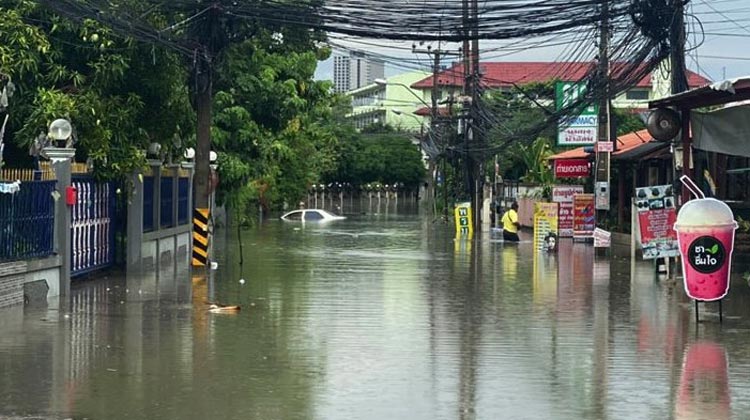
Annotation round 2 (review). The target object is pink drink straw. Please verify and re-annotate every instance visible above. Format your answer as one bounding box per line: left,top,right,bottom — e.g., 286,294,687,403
679,175,705,200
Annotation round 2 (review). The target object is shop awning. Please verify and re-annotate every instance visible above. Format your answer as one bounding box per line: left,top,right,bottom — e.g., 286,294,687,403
649,76,750,110
648,77,750,158
547,129,669,162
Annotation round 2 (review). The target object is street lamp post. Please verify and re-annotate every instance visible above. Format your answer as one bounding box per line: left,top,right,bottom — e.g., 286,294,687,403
41,118,75,298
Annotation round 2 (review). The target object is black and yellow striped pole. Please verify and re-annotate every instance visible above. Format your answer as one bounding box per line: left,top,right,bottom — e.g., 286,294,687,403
192,208,210,266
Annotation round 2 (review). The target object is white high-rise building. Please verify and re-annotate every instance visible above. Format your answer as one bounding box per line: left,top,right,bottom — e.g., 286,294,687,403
333,52,385,93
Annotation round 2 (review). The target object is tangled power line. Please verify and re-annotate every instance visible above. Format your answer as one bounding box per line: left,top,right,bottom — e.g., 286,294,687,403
37,0,686,158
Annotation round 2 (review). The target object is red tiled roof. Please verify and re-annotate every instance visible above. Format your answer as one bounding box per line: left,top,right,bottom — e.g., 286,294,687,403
411,62,710,90
548,145,589,161
548,129,658,160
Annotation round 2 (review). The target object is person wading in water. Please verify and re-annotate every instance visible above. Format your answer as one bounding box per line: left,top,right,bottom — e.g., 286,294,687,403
501,201,521,242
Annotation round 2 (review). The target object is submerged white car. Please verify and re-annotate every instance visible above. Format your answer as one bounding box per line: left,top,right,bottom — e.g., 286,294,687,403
280,209,346,222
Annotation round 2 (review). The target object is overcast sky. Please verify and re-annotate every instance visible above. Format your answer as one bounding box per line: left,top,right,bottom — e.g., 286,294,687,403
315,0,750,83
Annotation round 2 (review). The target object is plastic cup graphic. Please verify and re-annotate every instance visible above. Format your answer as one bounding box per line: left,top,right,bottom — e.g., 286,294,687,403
674,197,737,301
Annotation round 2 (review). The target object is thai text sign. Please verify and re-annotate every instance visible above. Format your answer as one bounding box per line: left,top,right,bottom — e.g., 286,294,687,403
555,159,590,178
556,82,599,146
573,193,595,239
597,141,614,152
553,186,584,238
636,185,679,259
593,228,612,248
534,202,559,252
454,202,473,238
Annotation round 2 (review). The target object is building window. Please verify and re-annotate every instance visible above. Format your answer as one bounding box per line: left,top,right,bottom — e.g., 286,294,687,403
625,89,649,101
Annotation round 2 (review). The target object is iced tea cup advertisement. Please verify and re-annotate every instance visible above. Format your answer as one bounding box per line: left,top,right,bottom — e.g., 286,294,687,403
674,198,737,302
635,185,679,260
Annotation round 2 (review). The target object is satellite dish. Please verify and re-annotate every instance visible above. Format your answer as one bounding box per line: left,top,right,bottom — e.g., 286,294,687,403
646,108,681,141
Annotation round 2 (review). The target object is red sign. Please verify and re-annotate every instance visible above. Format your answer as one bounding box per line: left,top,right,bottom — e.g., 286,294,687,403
558,202,574,237
573,194,595,239
635,185,679,260
555,159,590,178
552,186,584,237
639,210,677,243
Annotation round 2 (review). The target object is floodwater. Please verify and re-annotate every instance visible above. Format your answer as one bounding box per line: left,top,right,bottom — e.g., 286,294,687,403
3,205,750,420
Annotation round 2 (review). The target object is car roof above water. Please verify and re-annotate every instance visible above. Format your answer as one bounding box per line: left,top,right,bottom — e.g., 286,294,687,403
280,209,345,222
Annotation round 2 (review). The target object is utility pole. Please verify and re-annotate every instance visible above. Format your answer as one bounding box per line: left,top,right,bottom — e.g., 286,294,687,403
413,44,460,221
462,0,482,234
595,0,611,223
471,0,481,235
670,0,690,205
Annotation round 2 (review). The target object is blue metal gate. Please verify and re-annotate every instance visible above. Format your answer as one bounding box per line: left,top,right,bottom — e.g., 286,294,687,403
0,180,56,262
71,176,115,277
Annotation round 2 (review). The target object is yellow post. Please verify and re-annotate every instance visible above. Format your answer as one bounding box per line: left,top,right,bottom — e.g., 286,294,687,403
454,202,474,238
192,208,210,266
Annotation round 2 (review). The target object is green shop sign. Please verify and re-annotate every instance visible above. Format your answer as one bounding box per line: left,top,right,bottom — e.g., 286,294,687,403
556,82,599,146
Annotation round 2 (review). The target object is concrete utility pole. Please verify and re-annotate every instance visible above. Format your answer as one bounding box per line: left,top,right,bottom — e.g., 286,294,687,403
413,44,460,221
595,0,611,222
670,0,690,205
470,0,481,235
462,0,482,234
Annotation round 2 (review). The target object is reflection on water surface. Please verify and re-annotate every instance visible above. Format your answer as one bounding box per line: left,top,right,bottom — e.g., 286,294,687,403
2,210,750,419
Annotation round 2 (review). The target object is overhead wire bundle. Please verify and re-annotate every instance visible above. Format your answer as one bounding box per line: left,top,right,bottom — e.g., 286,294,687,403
36,0,682,158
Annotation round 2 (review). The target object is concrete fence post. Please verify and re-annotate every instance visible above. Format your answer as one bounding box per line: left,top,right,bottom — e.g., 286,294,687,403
127,169,145,272
41,147,75,297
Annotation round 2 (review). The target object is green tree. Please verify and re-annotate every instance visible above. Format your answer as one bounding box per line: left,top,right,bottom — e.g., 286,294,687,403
39,0,327,208
0,1,193,180
333,128,425,189
212,42,340,219
612,107,646,135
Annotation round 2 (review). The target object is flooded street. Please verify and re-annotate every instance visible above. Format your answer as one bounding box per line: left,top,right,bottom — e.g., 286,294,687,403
3,208,750,419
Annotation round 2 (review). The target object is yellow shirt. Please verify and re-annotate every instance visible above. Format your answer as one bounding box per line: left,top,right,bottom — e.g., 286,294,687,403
501,209,519,233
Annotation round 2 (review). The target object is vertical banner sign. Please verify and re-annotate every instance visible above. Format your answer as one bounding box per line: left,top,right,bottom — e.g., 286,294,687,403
553,186,584,237
534,202,559,252
573,194,596,240
635,185,679,259
556,82,599,146
454,202,473,238
192,208,210,266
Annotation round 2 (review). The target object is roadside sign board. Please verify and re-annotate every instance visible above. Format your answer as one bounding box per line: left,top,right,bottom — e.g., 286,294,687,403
556,82,599,146
454,202,473,238
597,141,614,152
554,159,590,178
534,202,559,252
552,186,584,238
593,228,612,248
635,185,679,259
573,193,596,240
